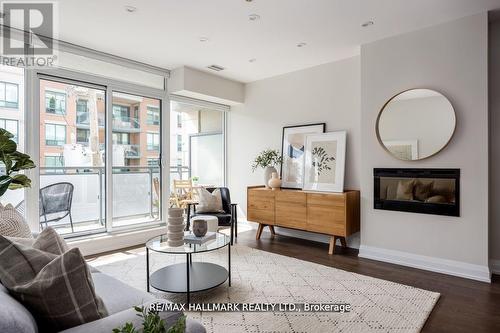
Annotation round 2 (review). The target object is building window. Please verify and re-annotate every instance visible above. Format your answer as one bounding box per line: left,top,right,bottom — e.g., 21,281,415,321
177,158,182,166
147,158,159,167
177,113,182,128
77,129,90,144
45,91,66,114
45,123,66,146
147,106,160,125
45,155,64,167
112,104,130,119
177,135,182,152
0,82,19,108
0,119,18,143
112,132,130,145
147,133,160,151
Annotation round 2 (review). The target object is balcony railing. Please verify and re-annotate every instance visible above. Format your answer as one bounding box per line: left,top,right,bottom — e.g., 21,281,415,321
0,165,196,236
112,116,140,131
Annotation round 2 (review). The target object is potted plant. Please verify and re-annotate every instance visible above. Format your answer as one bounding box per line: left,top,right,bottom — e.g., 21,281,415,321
0,129,36,198
252,149,283,188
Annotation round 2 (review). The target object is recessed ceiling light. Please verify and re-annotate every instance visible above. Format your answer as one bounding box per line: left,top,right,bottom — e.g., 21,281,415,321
124,6,137,13
249,58,256,63
361,21,374,27
199,37,209,42
249,14,261,21
297,42,307,48
245,0,254,2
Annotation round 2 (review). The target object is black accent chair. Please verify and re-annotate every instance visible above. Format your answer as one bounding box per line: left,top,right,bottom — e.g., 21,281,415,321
186,187,238,245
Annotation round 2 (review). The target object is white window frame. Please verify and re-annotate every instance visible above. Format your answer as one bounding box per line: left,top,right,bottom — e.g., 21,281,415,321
23,45,169,237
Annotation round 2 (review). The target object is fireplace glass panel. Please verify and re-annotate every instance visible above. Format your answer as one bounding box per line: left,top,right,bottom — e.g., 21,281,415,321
379,177,455,205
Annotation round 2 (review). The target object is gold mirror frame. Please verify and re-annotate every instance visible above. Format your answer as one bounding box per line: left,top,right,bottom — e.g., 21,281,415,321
375,88,457,161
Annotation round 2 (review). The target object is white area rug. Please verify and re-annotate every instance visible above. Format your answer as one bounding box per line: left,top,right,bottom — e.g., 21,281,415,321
89,244,439,333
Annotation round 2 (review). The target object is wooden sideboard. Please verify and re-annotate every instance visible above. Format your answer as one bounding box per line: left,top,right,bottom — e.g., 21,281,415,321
247,186,360,254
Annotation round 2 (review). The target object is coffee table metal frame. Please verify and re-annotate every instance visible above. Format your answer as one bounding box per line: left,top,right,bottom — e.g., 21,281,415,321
146,232,231,304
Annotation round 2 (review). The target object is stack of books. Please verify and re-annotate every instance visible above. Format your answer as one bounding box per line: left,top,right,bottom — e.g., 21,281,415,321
184,232,216,245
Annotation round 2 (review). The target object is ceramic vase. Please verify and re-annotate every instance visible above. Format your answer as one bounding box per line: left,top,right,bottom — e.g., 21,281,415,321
268,172,282,191
167,208,185,246
192,219,208,237
264,166,277,188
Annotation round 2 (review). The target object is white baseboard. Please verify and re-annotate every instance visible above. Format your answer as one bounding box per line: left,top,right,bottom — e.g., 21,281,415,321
489,259,500,275
68,226,166,256
359,245,491,283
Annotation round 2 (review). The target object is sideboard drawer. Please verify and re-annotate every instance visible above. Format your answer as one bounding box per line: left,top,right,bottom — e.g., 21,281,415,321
307,205,346,235
275,191,306,229
248,208,275,225
307,193,345,207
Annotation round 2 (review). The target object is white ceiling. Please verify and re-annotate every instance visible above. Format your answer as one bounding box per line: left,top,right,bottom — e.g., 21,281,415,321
31,0,500,82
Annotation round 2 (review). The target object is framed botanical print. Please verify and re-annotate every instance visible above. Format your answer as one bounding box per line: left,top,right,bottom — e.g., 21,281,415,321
280,123,326,189
303,131,346,192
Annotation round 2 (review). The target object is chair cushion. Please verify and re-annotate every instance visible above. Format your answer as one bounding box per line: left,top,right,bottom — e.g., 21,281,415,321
196,188,224,213
193,213,232,226
0,236,108,332
0,203,32,238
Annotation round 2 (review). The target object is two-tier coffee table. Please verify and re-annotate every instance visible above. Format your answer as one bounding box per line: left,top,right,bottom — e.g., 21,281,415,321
146,232,231,303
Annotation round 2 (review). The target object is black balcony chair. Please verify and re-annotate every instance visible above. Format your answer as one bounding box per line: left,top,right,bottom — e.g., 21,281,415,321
186,187,238,245
15,182,75,232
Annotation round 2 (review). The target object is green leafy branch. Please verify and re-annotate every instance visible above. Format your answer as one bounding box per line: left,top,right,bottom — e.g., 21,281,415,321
113,306,186,333
0,129,36,197
311,147,335,176
252,149,283,172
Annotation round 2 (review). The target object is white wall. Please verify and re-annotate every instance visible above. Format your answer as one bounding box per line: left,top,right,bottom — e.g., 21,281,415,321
359,13,490,282
489,19,500,271
228,56,361,246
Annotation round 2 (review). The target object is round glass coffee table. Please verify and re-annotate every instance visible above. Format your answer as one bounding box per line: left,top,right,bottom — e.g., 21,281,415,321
146,232,231,303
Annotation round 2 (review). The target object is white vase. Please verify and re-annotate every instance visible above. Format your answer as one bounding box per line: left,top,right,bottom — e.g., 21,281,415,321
264,166,277,188
268,172,282,190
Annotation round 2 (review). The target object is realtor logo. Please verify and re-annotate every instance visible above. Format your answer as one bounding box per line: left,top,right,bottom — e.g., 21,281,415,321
1,1,58,67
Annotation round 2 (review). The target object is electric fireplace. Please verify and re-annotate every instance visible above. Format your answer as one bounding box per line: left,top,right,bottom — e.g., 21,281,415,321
374,168,460,217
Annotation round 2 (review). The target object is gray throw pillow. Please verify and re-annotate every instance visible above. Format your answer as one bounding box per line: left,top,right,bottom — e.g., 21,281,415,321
0,236,108,332
0,203,32,238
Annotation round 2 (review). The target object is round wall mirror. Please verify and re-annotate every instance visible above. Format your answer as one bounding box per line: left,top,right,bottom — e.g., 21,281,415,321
376,88,456,161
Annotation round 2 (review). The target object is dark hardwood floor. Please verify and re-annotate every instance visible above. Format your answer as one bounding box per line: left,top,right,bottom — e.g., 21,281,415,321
233,229,500,333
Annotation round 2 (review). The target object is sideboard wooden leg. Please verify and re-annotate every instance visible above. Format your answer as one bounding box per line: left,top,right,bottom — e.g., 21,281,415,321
340,237,347,248
256,224,264,240
269,225,276,238
328,236,336,255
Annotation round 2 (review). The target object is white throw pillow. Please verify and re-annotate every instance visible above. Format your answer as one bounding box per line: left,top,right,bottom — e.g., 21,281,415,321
0,203,32,238
196,188,225,213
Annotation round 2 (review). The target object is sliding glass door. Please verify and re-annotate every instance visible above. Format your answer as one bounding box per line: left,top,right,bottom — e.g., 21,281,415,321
38,78,106,235
111,92,161,229
36,77,164,237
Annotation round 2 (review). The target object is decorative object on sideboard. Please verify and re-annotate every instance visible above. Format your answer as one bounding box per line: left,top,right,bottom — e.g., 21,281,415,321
167,208,185,247
251,149,283,188
374,168,460,217
192,218,208,237
376,88,456,161
268,172,282,190
303,131,346,192
280,123,325,189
